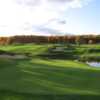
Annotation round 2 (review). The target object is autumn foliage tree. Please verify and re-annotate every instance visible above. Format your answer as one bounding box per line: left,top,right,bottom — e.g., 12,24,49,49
0,34,99,45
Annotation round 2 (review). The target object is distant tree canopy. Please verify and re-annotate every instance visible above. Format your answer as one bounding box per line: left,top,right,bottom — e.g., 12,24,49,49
0,35,100,45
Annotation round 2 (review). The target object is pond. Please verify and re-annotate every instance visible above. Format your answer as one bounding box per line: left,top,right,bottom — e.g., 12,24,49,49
86,62,100,67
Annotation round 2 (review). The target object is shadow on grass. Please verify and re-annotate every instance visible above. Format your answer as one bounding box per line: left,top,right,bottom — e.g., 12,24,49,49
1,90,100,100
38,46,79,60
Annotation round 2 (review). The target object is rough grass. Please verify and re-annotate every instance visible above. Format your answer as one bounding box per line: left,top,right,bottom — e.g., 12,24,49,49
0,44,100,100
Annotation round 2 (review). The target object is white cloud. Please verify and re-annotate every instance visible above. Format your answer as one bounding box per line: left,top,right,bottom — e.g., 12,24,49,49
0,0,93,36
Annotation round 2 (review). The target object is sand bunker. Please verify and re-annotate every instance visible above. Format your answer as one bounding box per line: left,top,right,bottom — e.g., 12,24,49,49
0,54,27,59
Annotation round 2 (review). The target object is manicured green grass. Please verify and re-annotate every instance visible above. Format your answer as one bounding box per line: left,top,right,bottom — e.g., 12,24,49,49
0,44,100,100
0,44,51,56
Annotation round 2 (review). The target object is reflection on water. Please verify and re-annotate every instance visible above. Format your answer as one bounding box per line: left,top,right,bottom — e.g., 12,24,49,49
87,62,100,67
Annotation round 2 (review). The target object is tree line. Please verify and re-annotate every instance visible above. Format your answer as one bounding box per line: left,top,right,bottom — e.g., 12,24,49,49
0,35,100,45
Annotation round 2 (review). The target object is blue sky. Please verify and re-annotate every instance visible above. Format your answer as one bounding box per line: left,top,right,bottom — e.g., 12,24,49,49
66,0,99,34
0,0,99,36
